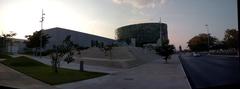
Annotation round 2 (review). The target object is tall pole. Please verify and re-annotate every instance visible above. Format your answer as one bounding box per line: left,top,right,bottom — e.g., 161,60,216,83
40,9,45,58
237,0,240,66
159,17,162,46
205,24,210,54
1,30,4,52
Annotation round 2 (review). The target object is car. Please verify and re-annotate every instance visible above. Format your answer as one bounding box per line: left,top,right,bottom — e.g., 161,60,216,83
192,52,201,57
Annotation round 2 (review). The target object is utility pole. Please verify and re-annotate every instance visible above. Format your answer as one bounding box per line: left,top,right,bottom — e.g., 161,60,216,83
237,0,240,67
205,24,210,54
160,17,162,43
157,17,162,46
40,9,45,58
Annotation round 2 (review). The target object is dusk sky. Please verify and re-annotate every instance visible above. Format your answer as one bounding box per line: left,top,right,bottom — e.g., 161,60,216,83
0,0,238,49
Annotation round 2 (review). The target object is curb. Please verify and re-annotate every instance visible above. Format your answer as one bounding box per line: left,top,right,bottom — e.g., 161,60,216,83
178,54,195,89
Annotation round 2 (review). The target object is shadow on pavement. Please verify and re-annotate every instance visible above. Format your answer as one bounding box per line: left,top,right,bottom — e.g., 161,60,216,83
200,84,240,89
0,86,17,89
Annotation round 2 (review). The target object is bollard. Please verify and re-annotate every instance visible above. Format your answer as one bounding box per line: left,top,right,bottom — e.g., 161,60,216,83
80,61,84,72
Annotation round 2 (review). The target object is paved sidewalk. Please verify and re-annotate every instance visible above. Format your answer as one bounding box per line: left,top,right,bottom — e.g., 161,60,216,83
0,63,57,89
55,54,191,89
11,54,124,74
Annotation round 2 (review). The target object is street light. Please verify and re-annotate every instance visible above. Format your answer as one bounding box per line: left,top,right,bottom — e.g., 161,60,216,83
40,9,45,58
205,24,210,54
157,17,162,46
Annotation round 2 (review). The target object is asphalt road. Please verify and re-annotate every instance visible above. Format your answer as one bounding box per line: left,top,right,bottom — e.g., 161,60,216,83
179,54,240,89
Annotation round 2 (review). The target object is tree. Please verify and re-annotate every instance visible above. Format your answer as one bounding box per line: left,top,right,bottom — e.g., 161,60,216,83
50,45,63,73
0,36,6,52
103,45,113,59
5,31,17,53
155,40,175,63
179,45,182,52
25,30,50,56
187,33,218,51
95,40,99,47
62,35,75,63
50,35,75,73
100,42,104,48
0,31,16,53
211,41,227,50
223,29,238,49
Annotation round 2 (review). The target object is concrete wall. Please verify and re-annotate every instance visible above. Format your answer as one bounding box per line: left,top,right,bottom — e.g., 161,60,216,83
43,27,115,50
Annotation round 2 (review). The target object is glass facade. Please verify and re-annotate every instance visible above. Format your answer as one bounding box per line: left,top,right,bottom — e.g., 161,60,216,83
116,23,168,47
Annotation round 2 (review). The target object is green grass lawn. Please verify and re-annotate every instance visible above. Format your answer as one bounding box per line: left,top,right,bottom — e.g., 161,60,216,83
1,56,107,85
0,53,13,59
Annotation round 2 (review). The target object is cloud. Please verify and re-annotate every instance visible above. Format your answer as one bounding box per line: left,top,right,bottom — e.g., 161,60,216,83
127,18,152,24
112,0,167,9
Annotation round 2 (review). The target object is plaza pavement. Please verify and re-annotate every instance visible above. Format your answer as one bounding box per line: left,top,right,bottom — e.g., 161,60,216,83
55,54,191,89
7,53,191,89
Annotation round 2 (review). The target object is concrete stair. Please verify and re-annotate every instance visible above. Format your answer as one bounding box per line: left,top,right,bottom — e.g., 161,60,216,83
74,46,160,68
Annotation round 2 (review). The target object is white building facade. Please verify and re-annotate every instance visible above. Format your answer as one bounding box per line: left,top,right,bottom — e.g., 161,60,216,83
43,27,115,50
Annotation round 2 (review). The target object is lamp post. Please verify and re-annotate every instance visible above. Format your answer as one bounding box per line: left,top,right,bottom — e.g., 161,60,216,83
157,17,162,46
40,9,45,58
205,24,210,54
237,0,240,66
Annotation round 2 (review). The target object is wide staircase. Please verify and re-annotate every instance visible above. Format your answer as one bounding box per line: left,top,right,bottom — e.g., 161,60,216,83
126,46,160,67
75,46,160,68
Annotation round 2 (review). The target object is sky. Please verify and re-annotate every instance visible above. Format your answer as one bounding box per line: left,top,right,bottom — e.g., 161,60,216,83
0,0,238,49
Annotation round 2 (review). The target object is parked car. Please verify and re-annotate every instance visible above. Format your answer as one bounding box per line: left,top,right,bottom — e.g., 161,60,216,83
192,52,201,57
